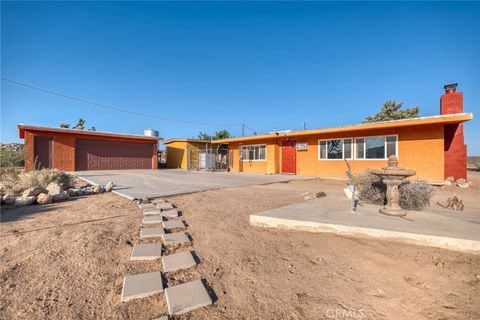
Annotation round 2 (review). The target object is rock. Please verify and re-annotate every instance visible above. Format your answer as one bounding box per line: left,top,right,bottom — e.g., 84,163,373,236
104,181,114,192
46,182,63,195
444,176,454,186
141,197,150,204
15,196,36,206
22,186,48,198
36,193,53,205
456,178,470,188
66,189,77,197
83,188,94,195
93,185,105,194
75,189,85,196
437,194,464,211
303,191,327,200
2,195,16,205
52,191,69,202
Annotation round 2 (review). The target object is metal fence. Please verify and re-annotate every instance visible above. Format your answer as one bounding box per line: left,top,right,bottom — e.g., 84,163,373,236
187,144,229,171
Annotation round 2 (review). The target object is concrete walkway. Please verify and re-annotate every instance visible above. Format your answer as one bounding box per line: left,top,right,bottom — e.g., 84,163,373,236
78,169,314,199
251,196,480,253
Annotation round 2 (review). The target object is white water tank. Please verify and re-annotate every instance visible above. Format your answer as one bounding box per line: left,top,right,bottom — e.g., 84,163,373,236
144,129,159,137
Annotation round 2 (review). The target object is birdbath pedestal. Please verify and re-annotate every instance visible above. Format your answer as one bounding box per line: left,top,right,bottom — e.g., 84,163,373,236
371,155,416,217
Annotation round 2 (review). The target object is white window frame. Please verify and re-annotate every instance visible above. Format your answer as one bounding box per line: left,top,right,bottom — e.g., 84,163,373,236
240,144,267,162
318,138,353,160
354,134,398,160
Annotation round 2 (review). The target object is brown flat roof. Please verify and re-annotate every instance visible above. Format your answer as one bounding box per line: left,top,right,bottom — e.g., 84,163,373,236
163,138,210,144
18,124,163,141
213,113,473,144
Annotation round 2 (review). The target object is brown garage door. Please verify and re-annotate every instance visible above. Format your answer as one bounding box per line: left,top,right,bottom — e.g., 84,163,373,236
75,139,154,170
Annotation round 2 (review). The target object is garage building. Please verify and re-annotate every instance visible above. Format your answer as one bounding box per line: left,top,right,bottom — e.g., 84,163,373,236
18,124,162,171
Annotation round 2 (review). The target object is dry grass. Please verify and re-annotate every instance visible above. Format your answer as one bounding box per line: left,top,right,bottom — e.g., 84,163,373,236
0,168,73,196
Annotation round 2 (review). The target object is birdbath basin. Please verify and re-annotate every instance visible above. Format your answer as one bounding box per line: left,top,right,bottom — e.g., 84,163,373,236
370,155,416,217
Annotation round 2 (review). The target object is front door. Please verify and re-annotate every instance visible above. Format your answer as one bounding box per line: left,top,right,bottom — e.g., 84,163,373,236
282,140,296,174
34,136,53,169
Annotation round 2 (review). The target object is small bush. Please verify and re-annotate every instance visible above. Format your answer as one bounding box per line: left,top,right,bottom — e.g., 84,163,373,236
399,180,435,210
351,171,434,210
351,170,386,205
0,168,73,196
0,146,25,168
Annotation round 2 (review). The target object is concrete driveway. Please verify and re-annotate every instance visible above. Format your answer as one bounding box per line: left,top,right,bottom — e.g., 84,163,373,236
77,169,314,199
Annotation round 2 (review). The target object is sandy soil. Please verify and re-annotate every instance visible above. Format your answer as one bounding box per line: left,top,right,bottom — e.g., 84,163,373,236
1,174,479,319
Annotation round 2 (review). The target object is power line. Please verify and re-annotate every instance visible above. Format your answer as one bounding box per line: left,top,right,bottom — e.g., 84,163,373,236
1,77,243,127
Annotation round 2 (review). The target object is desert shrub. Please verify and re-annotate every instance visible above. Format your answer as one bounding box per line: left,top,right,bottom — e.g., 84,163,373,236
0,168,73,196
351,170,386,205
351,171,434,210
20,169,73,190
399,180,435,210
0,146,24,168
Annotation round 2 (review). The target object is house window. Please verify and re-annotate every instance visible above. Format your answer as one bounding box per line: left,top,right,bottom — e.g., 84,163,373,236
240,144,267,161
355,135,397,159
318,139,353,160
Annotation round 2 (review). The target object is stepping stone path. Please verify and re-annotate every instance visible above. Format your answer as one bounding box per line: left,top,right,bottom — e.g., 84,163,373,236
121,198,212,318
162,232,190,246
130,243,163,261
165,279,212,316
140,227,165,239
143,215,164,224
162,220,185,230
161,208,179,218
156,202,174,211
162,250,196,272
121,271,163,302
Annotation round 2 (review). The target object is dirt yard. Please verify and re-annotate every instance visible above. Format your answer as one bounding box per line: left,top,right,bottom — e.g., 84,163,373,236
1,174,479,319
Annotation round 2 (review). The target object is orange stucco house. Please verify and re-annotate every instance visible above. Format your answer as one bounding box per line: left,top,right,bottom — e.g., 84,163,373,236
213,84,472,181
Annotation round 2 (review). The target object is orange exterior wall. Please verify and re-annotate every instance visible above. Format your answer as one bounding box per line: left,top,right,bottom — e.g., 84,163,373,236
226,125,445,181
166,141,189,169
23,129,158,171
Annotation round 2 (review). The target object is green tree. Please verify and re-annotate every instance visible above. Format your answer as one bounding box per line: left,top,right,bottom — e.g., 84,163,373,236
59,123,70,128
197,129,231,140
363,100,419,123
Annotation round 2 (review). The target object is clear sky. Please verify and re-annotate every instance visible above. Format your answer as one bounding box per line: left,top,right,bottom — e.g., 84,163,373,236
1,1,479,154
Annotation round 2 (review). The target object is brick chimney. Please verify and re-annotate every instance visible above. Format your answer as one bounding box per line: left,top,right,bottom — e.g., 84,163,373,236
441,83,467,180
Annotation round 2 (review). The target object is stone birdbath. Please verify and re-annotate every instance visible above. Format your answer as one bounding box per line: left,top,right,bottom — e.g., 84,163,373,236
371,155,416,217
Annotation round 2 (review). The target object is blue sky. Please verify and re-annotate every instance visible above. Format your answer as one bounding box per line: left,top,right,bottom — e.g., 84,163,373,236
1,1,479,154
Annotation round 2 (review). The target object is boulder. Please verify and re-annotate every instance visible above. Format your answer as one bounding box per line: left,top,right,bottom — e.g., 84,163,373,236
444,176,454,186
66,189,77,197
22,186,48,198
93,185,105,194
456,178,470,188
52,191,69,202
303,191,327,200
46,182,63,195
104,181,114,192
36,193,53,205
15,196,36,206
2,195,16,205
75,189,85,196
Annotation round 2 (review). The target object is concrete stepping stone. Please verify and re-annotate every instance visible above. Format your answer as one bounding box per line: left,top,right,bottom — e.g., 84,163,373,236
162,232,190,246
143,215,164,224
152,317,168,320
121,271,163,302
130,243,163,260
161,209,179,218
138,202,156,209
162,220,185,230
165,279,212,316
140,227,165,239
143,208,162,215
157,202,174,211
162,251,196,272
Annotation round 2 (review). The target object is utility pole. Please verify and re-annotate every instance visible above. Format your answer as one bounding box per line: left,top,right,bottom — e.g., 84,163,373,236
303,122,306,130
242,124,245,136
